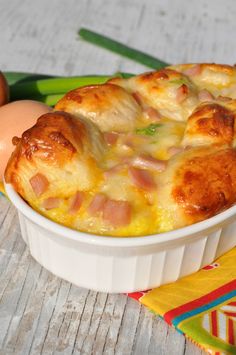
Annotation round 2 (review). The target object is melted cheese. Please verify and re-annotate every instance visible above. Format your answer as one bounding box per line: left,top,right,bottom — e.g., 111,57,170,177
35,115,186,236
7,64,236,237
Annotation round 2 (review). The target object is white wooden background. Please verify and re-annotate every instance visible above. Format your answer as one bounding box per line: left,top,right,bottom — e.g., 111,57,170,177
1,0,236,353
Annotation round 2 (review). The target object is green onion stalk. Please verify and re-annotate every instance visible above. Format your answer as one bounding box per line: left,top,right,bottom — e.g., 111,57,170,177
10,75,111,101
6,73,134,106
79,28,169,70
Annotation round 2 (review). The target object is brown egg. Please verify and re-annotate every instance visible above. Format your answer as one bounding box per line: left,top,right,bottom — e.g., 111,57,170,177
0,100,52,178
0,72,9,106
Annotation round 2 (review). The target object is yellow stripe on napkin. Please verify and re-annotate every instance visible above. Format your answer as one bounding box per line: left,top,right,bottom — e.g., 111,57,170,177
141,247,236,315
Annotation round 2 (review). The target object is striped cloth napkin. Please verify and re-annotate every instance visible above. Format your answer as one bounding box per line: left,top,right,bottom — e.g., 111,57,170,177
128,248,236,354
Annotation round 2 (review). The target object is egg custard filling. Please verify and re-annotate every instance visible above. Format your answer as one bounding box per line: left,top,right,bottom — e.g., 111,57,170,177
5,63,236,236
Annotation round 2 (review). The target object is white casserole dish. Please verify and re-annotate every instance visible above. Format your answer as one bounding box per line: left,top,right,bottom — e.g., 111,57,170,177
4,182,236,293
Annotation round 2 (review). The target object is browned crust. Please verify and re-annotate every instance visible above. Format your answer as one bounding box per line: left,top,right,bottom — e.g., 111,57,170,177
172,148,236,222
198,63,234,75
4,111,89,184
54,83,141,133
55,83,135,112
185,103,235,145
136,68,185,84
170,63,235,76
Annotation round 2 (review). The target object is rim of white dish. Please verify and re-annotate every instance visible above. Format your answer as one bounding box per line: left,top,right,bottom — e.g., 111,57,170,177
4,182,236,247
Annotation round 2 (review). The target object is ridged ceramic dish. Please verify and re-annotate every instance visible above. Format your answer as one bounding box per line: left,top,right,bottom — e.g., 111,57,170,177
5,182,236,293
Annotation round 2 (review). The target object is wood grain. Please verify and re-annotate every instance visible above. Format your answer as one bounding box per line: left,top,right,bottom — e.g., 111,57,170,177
0,0,233,352
0,197,191,355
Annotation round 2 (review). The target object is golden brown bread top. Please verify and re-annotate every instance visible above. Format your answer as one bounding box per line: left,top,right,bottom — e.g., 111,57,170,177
169,63,236,98
5,111,106,200
173,149,236,218
164,148,236,226
5,63,236,236
6,110,105,166
156,147,236,230
182,103,235,147
109,69,199,121
55,84,141,132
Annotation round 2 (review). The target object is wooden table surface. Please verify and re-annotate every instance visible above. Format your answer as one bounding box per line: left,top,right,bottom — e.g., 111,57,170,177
1,0,236,353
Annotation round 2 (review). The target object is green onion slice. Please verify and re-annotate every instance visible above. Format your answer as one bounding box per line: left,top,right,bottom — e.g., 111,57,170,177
79,28,169,70
136,123,162,136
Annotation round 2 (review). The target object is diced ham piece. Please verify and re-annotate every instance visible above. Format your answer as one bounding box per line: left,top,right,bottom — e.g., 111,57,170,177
183,64,201,77
88,194,107,216
121,132,147,149
168,146,184,157
104,163,127,178
129,167,157,190
103,200,132,227
68,191,84,214
198,89,214,102
30,173,49,197
42,197,61,210
132,91,143,106
103,132,119,145
131,155,166,172
176,84,189,103
121,133,136,149
143,107,161,121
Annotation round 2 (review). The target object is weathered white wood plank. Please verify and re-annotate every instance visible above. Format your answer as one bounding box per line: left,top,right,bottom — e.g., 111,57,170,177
0,196,204,355
1,0,236,76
